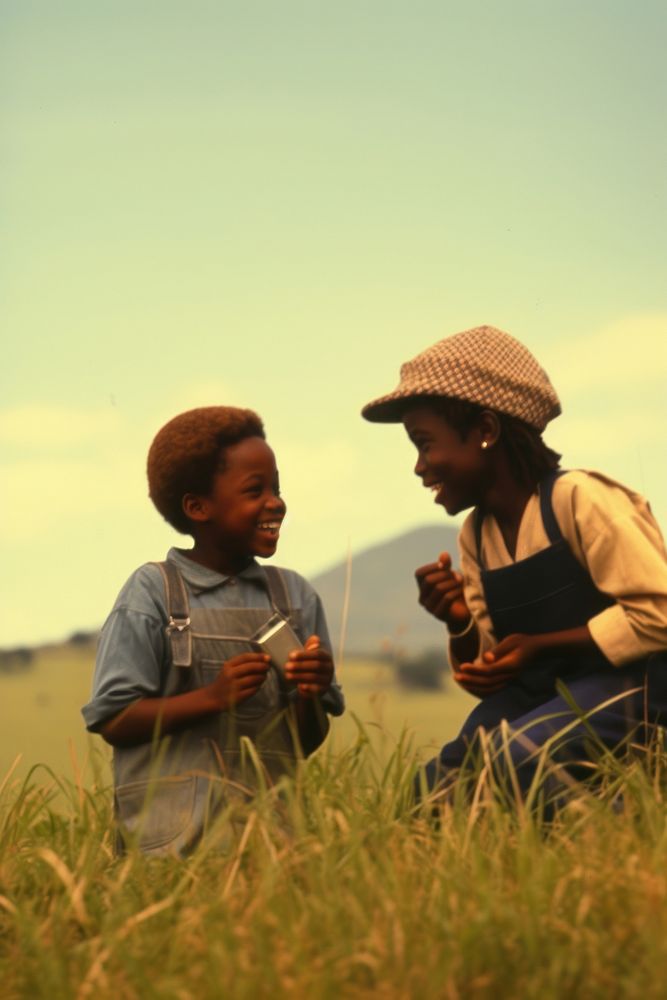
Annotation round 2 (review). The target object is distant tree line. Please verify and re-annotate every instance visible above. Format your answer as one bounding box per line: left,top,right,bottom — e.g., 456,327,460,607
395,648,448,690
0,628,445,689
0,647,34,673
68,630,98,646
0,629,99,675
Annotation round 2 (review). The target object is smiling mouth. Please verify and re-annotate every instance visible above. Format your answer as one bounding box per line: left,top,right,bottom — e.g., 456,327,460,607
426,483,446,503
257,521,281,536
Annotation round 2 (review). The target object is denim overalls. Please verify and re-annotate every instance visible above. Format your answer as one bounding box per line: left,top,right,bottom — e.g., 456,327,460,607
113,561,307,855
425,471,667,793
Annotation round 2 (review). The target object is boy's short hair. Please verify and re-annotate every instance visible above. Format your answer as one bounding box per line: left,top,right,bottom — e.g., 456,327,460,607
147,406,265,533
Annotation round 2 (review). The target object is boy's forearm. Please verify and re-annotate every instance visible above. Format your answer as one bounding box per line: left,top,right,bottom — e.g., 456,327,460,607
100,685,223,747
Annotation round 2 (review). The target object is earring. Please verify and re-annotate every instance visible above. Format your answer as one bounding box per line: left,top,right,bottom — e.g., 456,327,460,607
481,441,489,450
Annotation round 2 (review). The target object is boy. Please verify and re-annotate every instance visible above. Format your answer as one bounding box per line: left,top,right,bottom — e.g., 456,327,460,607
83,406,344,854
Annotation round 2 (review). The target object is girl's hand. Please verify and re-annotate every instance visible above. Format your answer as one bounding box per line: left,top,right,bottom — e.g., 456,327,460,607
210,652,271,711
454,633,541,698
285,636,334,697
415,551,471,631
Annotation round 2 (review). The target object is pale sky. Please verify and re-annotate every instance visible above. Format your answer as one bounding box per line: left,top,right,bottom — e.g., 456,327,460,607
2,1,666,646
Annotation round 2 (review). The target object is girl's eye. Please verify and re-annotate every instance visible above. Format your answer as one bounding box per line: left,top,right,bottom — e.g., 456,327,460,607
412,437,429,453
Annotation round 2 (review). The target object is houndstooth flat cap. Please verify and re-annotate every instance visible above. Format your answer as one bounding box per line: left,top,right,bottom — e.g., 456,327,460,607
362,325,561,431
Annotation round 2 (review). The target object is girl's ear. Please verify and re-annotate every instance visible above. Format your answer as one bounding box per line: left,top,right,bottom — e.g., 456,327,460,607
182,493,210,523
478,410,501,449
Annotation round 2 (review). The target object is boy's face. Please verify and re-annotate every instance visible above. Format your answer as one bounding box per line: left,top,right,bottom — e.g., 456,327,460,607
193,436,286,562
402,405,488,516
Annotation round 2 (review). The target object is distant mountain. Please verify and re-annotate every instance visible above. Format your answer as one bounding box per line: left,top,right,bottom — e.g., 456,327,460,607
310,524,460,658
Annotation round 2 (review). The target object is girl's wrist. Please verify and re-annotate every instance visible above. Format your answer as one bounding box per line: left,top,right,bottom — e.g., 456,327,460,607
448,616,475,639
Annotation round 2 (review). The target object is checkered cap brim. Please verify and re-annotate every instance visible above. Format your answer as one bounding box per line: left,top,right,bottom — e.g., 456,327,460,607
362,325,561,431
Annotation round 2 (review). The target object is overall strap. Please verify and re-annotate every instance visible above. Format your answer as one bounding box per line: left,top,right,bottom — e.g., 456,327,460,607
153,562,193,668
261,565,292,618
474,469,568,566
154,561,292,667
538,469,567,545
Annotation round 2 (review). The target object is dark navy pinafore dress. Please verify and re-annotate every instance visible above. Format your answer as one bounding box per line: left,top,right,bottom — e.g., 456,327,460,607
424,471,667,793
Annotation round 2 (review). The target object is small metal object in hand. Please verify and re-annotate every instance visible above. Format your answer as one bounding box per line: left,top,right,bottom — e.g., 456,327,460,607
252,614,303,680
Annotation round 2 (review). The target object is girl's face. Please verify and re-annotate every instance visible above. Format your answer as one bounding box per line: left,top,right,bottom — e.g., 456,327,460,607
402,405,490,515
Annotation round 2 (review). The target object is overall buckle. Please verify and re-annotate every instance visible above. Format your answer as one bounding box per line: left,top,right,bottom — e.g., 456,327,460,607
166,616,192,667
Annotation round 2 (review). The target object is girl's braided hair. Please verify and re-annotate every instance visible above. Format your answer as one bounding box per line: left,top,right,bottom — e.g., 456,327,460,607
432,397,561,488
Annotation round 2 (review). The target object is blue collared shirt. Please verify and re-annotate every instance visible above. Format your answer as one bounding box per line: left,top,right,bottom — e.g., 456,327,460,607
82,547,345,730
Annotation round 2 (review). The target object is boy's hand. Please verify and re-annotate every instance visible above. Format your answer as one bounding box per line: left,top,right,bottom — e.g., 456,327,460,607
285,636,334,698
210,652,271,711
454,633,541,697
415,552,471,631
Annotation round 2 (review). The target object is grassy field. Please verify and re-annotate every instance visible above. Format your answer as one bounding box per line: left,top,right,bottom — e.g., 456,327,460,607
3,647,667,998
0,643,476,786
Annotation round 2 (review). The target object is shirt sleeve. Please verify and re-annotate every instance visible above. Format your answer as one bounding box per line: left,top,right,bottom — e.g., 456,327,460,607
81,565,168,731
554,471,667,666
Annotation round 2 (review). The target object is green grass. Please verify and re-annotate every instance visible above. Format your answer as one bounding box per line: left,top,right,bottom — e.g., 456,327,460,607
3,730,667,998
3,647,667,998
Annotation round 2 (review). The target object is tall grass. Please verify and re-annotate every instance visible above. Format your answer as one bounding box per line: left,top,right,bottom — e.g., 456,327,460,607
2,724,667,999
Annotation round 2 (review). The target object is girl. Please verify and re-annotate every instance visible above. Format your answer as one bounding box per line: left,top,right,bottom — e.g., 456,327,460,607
362,326,667,800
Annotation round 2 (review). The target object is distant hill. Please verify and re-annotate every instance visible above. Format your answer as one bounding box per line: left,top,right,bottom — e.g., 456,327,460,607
310,524,460,658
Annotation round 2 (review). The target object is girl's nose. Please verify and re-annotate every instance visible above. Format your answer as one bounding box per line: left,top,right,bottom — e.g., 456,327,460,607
414,453,426,477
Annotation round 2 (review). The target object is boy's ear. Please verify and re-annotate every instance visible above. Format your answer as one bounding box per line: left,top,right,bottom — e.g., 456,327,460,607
182,493,210,523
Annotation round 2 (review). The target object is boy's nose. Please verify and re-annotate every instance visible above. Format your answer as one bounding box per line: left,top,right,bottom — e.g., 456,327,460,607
414,454,426,477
